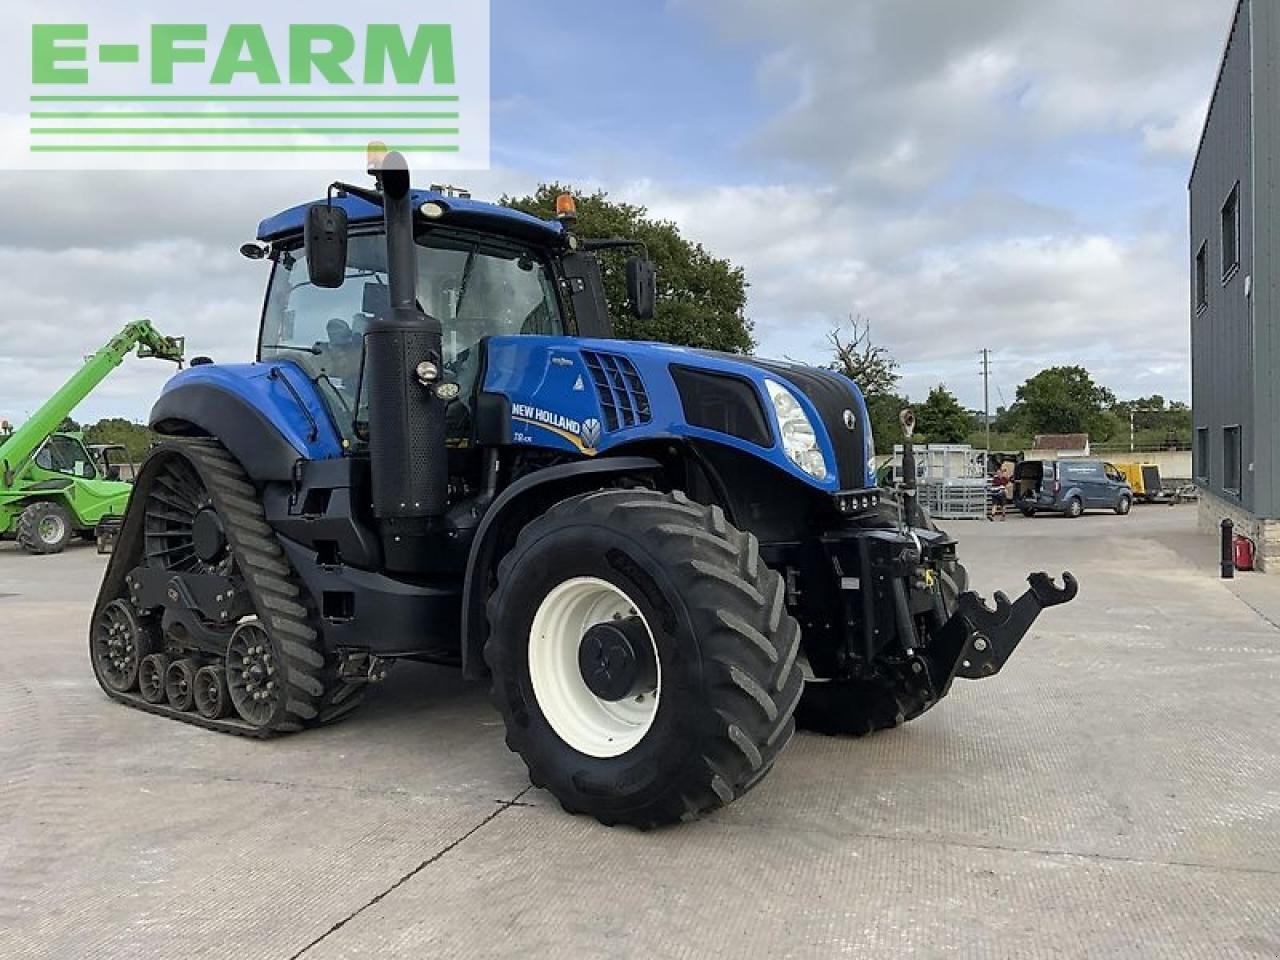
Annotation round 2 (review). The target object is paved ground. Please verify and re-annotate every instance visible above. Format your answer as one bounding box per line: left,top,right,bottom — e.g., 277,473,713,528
1,505,1278,959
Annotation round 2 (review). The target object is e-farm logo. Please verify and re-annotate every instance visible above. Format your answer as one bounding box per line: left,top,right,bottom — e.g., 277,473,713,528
4,4,489,171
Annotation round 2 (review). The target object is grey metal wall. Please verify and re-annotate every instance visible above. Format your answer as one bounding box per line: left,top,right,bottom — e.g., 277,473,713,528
1190,0,1260,512
1250,0,1280,518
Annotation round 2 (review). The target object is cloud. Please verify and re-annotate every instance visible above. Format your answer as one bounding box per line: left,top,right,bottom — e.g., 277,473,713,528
0,1,1233,427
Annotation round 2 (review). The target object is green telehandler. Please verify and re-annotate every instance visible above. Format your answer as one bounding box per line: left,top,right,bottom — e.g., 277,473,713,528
0,320,184,555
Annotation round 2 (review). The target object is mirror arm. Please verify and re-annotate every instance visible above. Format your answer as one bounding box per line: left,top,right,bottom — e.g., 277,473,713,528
579,237,649,259
329,181,385,208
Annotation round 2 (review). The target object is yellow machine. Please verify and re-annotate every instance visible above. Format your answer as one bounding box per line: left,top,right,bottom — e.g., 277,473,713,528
1115,462,1162,502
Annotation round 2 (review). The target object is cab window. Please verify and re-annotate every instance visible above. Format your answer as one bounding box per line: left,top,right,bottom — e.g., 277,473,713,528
261,231,565,440
35,435,97,478
1104,463,1125,483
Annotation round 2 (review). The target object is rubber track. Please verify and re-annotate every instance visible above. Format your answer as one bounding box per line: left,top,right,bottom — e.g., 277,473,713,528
93,438,360,737
486,488,805,826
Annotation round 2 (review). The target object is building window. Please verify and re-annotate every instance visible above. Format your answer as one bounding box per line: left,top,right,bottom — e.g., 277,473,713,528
1196,427,1209,481
1221,183,1240,281
1223,425,1241,495
1195,242,1208,312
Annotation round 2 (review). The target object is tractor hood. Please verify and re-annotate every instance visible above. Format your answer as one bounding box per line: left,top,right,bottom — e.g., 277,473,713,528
482,336,876,492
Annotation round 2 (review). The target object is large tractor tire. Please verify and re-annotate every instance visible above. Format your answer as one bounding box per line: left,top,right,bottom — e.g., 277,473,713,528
795,563,968,737
17,501,73,555
89,438,363,735
485,489,804,827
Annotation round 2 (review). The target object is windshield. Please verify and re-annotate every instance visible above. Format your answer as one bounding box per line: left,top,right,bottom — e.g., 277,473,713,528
260,231,564,440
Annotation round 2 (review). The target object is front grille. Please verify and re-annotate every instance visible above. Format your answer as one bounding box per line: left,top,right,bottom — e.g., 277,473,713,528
582,351,652,431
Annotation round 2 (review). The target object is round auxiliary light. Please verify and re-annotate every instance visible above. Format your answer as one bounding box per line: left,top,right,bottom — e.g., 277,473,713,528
420,201,446,220
435,382,461,401
415,361,440,385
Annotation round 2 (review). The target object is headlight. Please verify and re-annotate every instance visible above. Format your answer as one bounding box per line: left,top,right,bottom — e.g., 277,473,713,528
764,379,829,481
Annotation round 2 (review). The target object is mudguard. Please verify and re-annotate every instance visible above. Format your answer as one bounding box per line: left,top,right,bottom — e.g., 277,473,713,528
150,362,343,483
459,455,665,677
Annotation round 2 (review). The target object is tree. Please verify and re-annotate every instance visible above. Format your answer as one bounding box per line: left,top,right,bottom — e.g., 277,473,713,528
84,418,154,461
915,384,972,443
58,416,80,432
1013,366,1116,438
828,315,899,396
825,315,905,454
1110,394,1192,448
502,185,753,352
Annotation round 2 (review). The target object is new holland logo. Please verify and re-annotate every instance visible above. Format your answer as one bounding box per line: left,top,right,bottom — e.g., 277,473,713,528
511,403,602,455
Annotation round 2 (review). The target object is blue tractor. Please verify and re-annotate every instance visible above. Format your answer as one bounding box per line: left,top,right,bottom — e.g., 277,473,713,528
91,151,1076,826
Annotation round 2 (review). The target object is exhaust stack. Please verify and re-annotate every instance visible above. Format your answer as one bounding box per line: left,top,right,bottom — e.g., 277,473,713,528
365,151,448,571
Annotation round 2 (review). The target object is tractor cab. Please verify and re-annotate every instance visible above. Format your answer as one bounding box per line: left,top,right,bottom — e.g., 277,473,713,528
253,188,654,458
34,432,98,480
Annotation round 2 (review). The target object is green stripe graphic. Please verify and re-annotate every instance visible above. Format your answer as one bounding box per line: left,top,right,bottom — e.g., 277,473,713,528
31,128,460,136
30,112,459,120
31,95,459,103
30,144,461,153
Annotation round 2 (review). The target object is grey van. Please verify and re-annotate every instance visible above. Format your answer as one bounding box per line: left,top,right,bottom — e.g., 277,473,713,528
1014,459,1133,518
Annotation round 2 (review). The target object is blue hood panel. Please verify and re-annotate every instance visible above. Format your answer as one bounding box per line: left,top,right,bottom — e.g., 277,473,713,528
483,337,875,491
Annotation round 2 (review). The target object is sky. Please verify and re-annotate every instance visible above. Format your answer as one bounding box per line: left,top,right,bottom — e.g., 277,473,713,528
0,0,1234,425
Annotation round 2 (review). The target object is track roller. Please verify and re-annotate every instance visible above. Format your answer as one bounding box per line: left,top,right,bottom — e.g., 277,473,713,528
139,654,171,704
165,659,199,711
194,665,230,720
90,599,157,694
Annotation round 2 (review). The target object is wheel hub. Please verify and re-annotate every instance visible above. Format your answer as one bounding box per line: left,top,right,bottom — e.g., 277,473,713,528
579,617,655,702
527,576,661,758
191,508,227,564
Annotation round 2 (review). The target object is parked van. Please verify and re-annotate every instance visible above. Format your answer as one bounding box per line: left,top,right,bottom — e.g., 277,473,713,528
1014,459,1133,518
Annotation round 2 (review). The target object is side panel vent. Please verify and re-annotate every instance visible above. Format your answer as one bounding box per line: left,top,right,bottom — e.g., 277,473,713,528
582,351,652,430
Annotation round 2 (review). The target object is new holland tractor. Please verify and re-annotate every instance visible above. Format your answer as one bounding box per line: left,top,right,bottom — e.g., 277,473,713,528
91,151,1076,826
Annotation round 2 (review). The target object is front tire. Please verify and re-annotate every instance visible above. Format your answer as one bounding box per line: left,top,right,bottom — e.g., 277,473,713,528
17,501,73,555
1115,494,1132,515
485,489,803,827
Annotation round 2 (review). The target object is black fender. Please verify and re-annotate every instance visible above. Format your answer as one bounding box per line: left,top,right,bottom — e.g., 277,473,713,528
459,455,665,678
150,383,301,483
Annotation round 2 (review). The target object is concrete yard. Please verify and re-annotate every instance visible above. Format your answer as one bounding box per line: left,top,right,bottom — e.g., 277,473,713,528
1,505,1277,959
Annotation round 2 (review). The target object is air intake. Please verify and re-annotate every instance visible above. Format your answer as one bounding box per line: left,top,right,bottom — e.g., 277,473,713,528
582,351,651,431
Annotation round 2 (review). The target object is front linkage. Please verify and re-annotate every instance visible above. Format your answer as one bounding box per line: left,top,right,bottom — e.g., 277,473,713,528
793,492,1077,736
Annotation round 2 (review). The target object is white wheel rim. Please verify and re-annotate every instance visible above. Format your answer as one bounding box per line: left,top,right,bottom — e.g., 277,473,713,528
528,576,660,758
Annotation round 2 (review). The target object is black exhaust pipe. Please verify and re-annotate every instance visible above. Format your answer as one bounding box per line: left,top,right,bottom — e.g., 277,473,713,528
365,152,448,571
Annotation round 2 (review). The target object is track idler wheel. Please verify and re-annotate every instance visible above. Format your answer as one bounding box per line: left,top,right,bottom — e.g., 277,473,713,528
193,665,230,720
138,654,171,704
164,659,199,711
90,599,157,694
226,622,283,727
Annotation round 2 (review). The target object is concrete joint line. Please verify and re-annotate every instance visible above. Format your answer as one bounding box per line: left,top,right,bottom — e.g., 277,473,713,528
287,787,532,959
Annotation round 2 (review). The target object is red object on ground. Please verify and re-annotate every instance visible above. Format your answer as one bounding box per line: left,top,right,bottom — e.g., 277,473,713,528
1234,534,1255,571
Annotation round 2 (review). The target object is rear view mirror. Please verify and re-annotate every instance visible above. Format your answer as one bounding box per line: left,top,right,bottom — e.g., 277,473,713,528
626,256,656,320
304,204,349,289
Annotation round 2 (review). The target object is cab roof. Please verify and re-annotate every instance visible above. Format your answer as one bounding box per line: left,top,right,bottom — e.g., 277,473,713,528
256,189,566,246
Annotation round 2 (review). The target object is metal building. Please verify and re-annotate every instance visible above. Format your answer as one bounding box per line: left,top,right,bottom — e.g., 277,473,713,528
1190,0,1280,568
